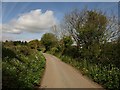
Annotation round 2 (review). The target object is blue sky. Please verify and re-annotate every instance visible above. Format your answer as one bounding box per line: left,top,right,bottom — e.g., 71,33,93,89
2,2,118,23
2,2,118,41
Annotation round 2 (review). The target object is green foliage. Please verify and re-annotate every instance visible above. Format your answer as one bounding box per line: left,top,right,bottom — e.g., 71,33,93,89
63,9,109,63
98,42,120,68
28,39,41,50
62,36,73,48
16,46,32,56
57,41,120,89
2,44,46,89
80,10,107,60
59,36,73,55
64,9,107,48
60,55,120,89
3,40,27,46
2,47,16,59
50,47,59,55
13,41,27,46
41,33,58,52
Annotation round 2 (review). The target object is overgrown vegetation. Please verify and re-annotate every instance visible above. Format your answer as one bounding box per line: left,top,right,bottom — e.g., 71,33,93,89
2,41,46,89
41,33,58,52
40,8,120,89
60,55,120,89
2,7,119,89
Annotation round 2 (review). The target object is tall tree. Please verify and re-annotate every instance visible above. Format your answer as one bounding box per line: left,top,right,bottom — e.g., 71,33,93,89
63,9,112,60
64,9,108,48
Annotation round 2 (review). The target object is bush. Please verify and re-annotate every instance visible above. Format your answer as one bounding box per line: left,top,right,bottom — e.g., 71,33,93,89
2,45,46,89
60,55,120,89
50,47,59,55
2,47,16,59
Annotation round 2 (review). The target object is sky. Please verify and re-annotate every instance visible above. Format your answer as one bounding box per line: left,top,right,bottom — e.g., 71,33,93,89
1,2,119,41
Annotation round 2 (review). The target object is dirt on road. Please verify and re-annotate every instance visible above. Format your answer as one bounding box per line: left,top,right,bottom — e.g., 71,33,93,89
40,53,103,88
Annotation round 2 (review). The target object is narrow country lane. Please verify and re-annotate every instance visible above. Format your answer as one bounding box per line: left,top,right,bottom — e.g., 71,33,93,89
40,53,103,88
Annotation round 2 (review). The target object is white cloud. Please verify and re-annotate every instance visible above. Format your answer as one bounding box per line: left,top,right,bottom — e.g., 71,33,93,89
2,9,57,34
2,24,22,34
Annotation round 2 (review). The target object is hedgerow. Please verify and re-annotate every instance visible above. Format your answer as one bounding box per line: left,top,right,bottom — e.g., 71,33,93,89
60,55,120,89
2,45,46,89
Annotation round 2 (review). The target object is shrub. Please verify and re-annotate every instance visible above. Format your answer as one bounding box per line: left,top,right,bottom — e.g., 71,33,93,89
2,45,46,89
60,55,120,89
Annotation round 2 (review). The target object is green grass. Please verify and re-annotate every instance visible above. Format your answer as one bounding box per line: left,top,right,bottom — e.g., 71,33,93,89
2,46,46,89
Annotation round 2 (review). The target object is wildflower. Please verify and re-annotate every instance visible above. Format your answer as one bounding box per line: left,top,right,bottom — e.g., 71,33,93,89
108,71,112,73
86,69,88,72
96,74,98,76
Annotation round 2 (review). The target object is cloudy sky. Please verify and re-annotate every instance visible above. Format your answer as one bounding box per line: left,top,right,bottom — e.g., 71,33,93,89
1,2,118,41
